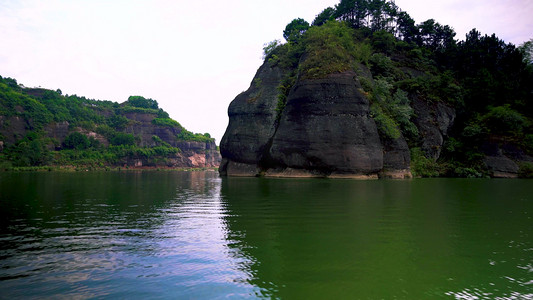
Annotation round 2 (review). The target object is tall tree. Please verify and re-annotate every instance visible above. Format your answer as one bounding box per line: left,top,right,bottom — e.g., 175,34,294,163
335,0,368,28
396,11,417,42
283,18,310,43
312,7,336,26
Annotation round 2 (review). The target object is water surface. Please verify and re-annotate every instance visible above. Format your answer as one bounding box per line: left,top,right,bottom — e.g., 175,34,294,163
0,171,531,299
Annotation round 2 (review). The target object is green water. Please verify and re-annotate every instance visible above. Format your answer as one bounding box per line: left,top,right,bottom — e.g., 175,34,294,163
0,171,531,299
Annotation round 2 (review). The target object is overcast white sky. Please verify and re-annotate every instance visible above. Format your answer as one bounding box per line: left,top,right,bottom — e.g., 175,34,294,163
1,0,531,143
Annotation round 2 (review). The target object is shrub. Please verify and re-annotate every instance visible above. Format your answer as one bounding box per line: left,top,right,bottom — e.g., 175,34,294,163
176,130,214,143
63,132,90,150
369,53,395,78
125,96,158,109
371,103,400,139
152,118,182,128
410,148,440,177
110,133,136,146
371,30,396,55
108,115,130,129
481,105,528,135
354,42,373,65
518,162,533,178
300,21,356,79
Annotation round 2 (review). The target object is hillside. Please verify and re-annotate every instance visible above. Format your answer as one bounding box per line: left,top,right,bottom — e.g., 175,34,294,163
220,0,533,178
0,76,221,169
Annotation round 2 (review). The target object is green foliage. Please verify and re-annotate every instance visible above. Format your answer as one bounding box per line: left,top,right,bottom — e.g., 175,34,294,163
312,7,336,26
368,78,417,140
152,135,170,147
301,21,356,78
110,133,136,146
452,166,484,178
0,75,217,169
371,103,401,139
480,105,528,135
275,72,297,121
63,132,91,150
108,114,130,129
371,30,396,55
2,132,52,167
410,148,440,177
125,95,158,109
283,18,310,43
263,40,282,60
389,89,418,138
369,53,395,78
152,118,182,128
518,162,533,178
0,78,53,129
354,42,373,65
519,39,533,65
176,130,214,143
120,106,160,115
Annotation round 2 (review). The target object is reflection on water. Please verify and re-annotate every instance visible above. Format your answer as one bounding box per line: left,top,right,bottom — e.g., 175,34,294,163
220,177,533,299
0,172,532,299
0,171,260,298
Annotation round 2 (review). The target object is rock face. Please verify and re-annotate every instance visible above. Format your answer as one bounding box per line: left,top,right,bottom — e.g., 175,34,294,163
481,140,533,178
412,97,456,160
116,112,221,168
219,63,287,176
220,64,413,178
269,71,384,177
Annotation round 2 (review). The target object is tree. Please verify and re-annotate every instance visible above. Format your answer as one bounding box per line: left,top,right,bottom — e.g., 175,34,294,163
335,0,368,28
519,39,533,65
283,18,310,43
396,11,417,42
126,96,158,109
63,132,91,150
312,7,336,26
263,39,281,60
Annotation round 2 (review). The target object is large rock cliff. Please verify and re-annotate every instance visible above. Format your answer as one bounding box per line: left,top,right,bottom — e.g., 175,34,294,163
219,60,440,178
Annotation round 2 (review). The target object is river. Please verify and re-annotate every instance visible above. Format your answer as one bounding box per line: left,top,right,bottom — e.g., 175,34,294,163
0,171,531,299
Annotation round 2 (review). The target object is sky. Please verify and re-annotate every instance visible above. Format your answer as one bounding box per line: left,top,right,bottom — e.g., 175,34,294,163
1,0,531,144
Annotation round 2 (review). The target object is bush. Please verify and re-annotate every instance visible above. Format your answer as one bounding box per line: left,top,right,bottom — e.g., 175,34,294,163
371,103,401,139
152,118,182,128
176,130,214,143
300,21,356,79
354,42,373,65
108,115,130,129
125,96,158,109
481,105,528,135
371,30,396,55
369,53,395,78
518,162,533,178
110,133,136,146
63,132,90,150
410,147,440,177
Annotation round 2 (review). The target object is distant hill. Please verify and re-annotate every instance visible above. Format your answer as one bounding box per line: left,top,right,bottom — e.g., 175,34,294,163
0,76,220,169
220,0,533,178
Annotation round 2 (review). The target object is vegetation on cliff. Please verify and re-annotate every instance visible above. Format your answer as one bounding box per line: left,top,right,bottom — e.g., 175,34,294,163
0,77,216,169
258,0,533,177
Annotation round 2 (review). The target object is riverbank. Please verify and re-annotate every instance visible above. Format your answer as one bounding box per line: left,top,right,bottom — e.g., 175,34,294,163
0,165,219,172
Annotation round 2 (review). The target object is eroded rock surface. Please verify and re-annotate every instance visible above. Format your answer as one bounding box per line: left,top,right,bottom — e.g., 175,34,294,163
220,66,413,178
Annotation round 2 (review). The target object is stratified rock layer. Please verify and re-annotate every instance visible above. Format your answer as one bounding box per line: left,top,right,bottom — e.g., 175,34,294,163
220,64,413,178
269,71,384,176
